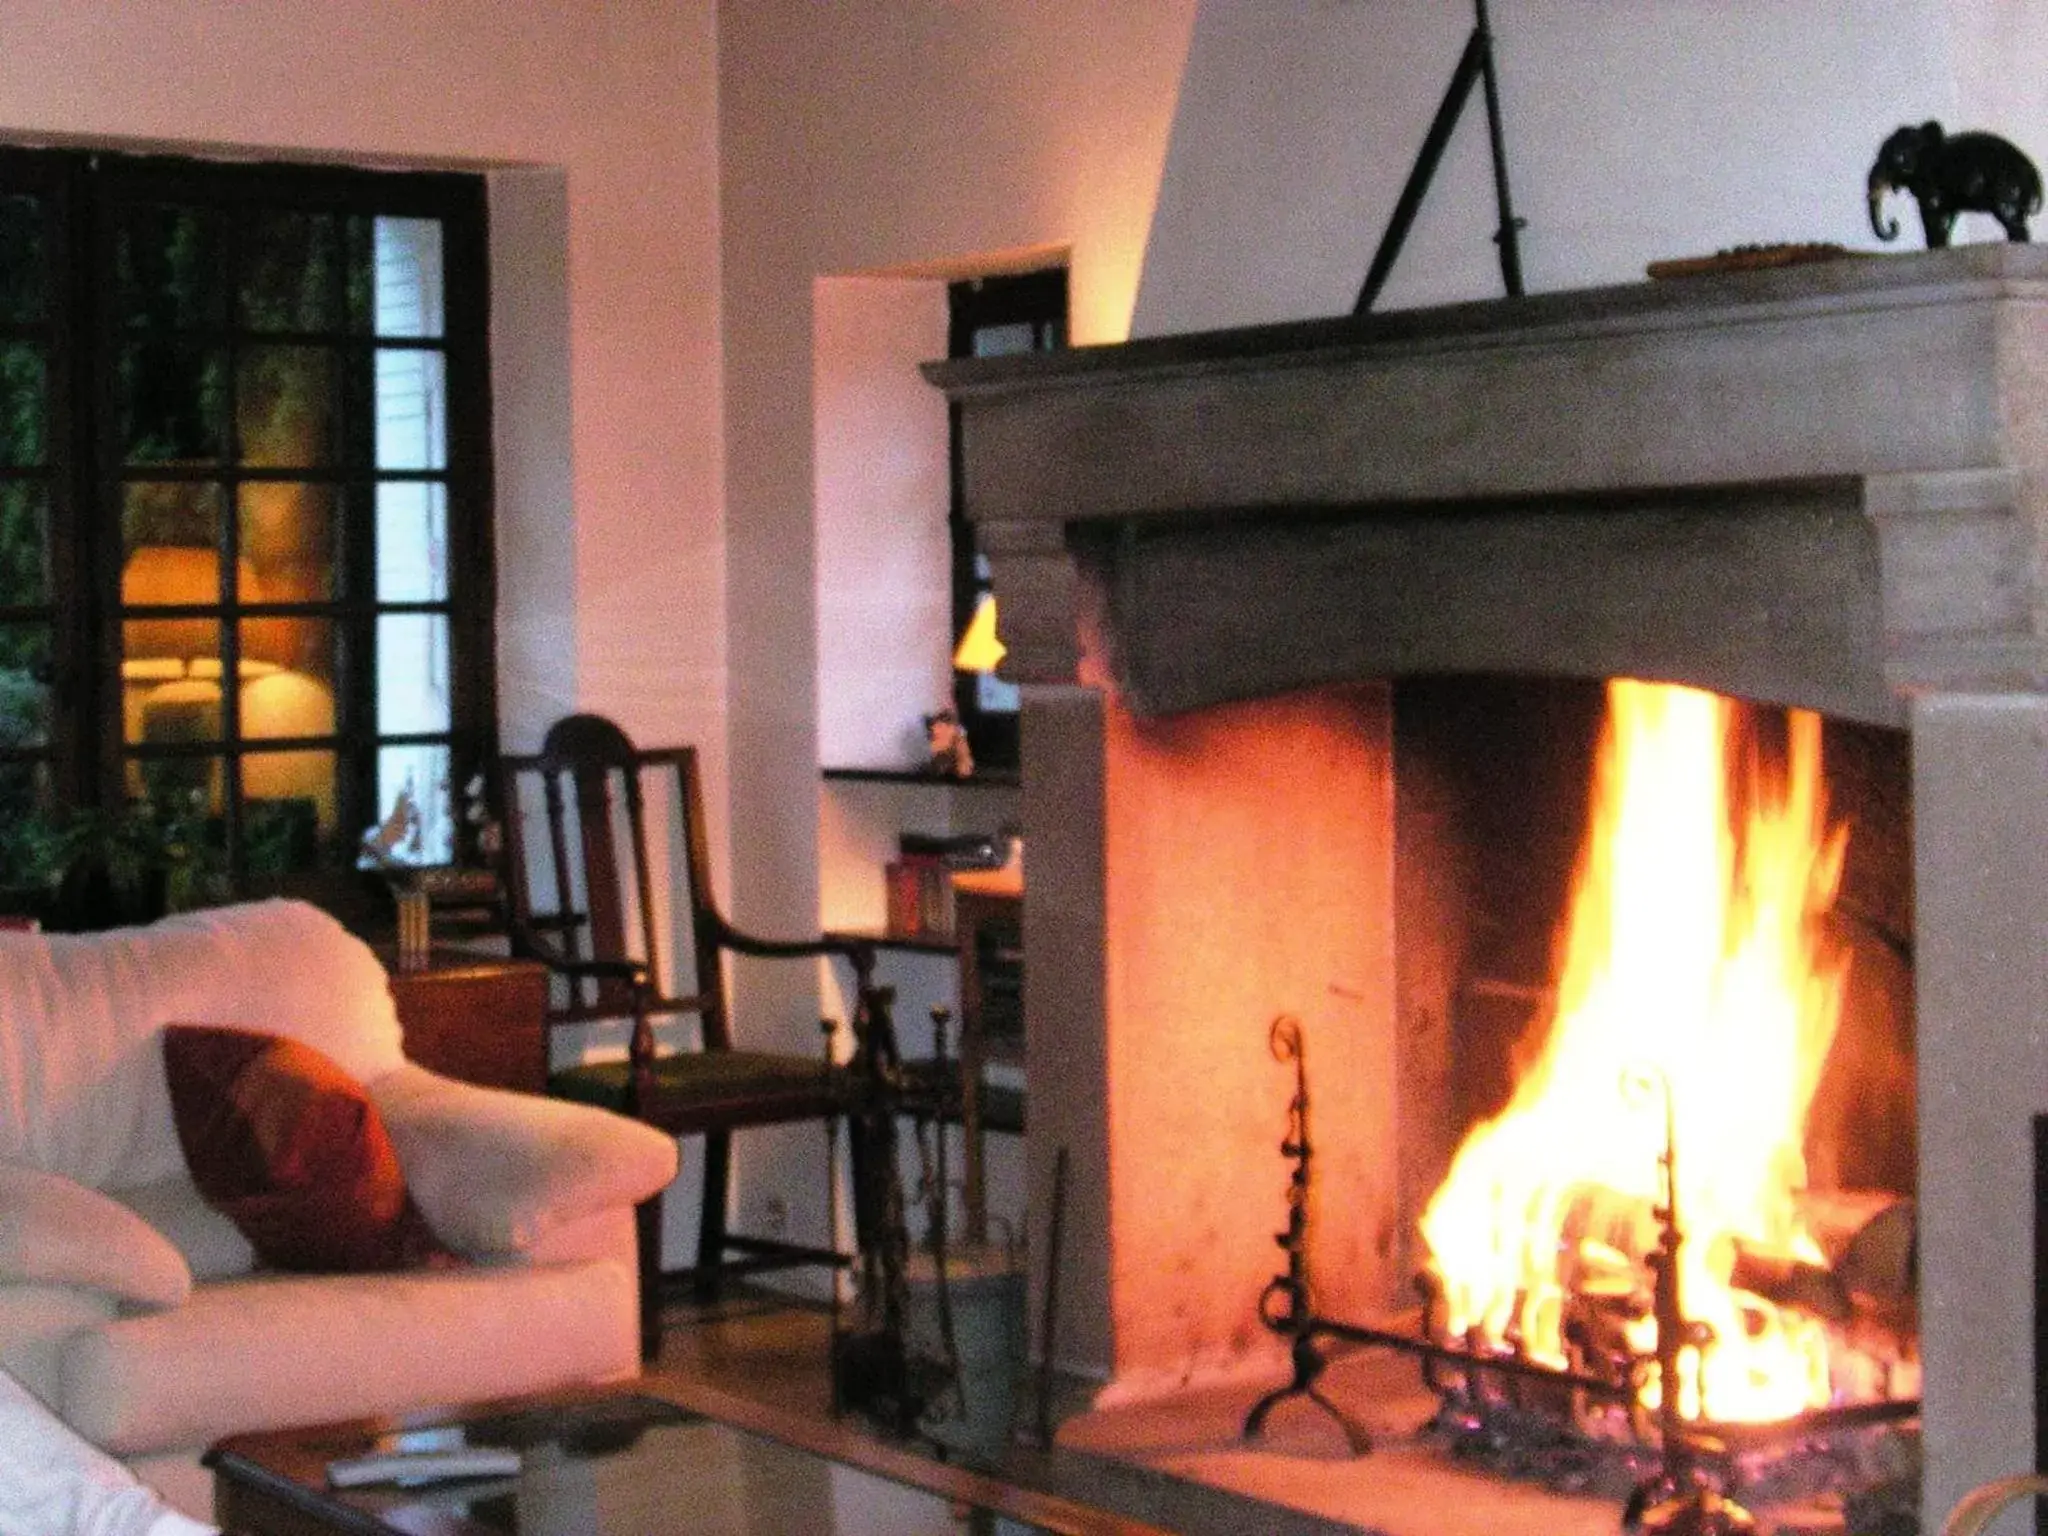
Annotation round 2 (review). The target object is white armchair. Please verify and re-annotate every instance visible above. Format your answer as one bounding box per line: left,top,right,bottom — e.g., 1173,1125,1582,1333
0,900,678,1521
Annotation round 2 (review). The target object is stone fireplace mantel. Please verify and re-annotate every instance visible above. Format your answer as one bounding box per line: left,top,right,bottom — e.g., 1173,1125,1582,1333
925,246,2048,1532
928,245,2048,727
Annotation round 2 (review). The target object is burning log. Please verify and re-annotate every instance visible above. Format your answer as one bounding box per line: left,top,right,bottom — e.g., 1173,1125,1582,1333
1791,1191,1919,1378
1796,1190,1915,1302
1716,1241,1851,1325
1551,1185,1916,1328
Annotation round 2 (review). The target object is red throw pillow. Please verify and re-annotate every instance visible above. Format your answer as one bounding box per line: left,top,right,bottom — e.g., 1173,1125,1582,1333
161,1023,456,1273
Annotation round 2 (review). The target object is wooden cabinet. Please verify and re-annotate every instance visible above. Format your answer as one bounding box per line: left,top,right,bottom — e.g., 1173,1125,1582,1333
383,950,548,1094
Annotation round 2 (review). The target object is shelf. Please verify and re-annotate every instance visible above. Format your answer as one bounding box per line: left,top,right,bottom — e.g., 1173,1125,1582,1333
822,766,1020,788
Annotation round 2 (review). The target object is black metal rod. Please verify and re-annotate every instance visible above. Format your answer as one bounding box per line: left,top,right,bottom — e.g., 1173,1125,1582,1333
1355,0,1525,313
1355,27,1487,314
1310,1314,1635,1401
1699,1395,1921,1448
1473,0,1526,296
1034,1145,1070,1449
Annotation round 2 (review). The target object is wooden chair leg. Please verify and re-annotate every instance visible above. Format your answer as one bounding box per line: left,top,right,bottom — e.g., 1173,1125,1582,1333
696,1131,732,1303
636,1192,665,1363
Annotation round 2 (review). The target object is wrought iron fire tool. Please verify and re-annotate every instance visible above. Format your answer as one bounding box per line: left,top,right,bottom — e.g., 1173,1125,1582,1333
1354,0,1525,314
831,980,948,1436
1033,1144,1070,1451
1242,1016,1375,1454
1244,1017,1634,1455
825,1014,845,1414
1621,1066,1756,1536
916,1006,964,1431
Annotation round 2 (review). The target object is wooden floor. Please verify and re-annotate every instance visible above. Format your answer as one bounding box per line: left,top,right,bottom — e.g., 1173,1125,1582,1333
638,1288,1368,1536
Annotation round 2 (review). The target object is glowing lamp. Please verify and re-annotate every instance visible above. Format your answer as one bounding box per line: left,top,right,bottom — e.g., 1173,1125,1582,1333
241,669,336,742
120,545,260,666
952,593,1006,674
240,670,338,826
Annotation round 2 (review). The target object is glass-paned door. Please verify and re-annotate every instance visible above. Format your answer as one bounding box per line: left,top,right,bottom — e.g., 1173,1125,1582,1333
0,157,65,882
0,149,494,903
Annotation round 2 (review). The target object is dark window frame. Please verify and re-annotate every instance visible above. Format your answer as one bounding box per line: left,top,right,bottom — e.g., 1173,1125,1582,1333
0,147,497,901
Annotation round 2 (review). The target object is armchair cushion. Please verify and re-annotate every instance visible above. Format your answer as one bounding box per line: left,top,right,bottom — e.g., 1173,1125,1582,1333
0,900,406,1195
161,1026,451,1274
0,1165,189,1311
373,1064,678,1256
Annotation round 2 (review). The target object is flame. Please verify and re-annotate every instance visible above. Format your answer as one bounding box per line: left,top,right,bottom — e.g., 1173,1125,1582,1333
1419,678,1851,1424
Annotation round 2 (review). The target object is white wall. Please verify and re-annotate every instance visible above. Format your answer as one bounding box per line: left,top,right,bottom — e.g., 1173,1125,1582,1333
0,0,729,789
1134,0,2048,334
713,0,1198,1265
813,278,952,772
715,2,1199,1025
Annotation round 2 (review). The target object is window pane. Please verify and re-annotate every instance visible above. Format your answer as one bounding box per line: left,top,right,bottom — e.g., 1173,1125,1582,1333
375,349,446,470
376,612,450,734
0,759,52,835
238,345,336,468
0,622,50,747
238,210,338,332
122,482,225,563
127,756,224,828
0,761,53,903
115,204,225,329
244,749,336,872
0,345,46,467
376,742,453,865
120,341,225,462
120,537,236,709
240,482,336,603
375,482,446,602
0,484,48,605
240,623,335,738
373,218,444,338
125,673,222,749
971,321,1039,359
0,195,45,323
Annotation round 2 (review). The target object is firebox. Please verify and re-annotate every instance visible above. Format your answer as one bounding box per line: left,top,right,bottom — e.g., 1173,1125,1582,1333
926,246,2048,1534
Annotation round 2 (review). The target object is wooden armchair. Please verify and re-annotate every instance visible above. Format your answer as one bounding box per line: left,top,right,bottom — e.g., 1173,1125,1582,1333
499,714,883,1357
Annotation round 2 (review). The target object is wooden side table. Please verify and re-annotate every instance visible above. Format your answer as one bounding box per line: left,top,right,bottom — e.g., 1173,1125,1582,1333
382,948,549,1094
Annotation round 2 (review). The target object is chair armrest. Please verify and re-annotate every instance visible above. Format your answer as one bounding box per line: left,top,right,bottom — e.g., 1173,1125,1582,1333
505,914,649,986
709,912,876,976
372,1064,679,1256
0,1164,190,1311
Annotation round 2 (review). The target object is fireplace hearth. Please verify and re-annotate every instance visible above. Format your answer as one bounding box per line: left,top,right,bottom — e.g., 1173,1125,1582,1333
926,246,2048,1534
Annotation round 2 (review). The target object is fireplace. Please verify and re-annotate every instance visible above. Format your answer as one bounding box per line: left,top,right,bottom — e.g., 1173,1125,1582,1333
926,245,2048,1533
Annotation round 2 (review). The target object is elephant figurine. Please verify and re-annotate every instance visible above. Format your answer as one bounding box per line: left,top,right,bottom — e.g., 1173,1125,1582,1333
1868,120,2042,247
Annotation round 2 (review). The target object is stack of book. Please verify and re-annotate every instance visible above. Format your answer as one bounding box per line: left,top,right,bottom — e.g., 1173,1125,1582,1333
884,833,958,939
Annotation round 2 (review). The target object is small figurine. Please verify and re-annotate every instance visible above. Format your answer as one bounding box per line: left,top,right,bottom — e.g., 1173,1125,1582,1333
923,708,973,779
1868,120,2042,247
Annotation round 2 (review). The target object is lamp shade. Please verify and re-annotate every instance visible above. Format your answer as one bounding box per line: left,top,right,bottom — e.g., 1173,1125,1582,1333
952,593,1007,674
121,545,264,665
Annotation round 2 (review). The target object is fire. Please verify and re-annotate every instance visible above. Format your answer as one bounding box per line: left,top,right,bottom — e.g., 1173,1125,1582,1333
1419,678,1851,1424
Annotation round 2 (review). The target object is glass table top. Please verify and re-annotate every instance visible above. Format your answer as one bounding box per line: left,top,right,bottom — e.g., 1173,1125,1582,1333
217,1393,1137,1536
